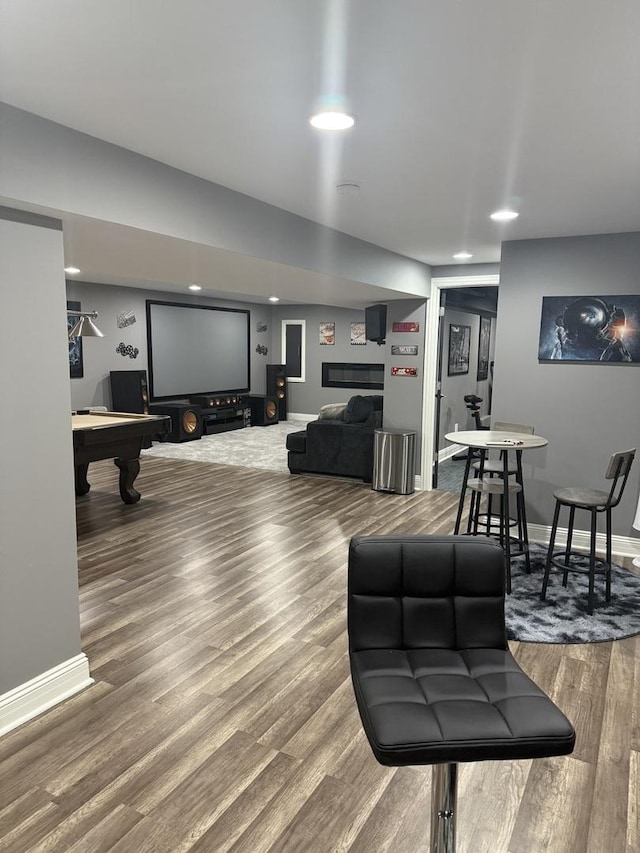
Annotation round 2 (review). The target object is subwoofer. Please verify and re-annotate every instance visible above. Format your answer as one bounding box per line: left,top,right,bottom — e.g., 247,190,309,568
248,395,279,426
110,370,150,414
148,403,203,442
266,364,287,420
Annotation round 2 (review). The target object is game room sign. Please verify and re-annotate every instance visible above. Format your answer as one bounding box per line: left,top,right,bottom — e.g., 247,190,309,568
391,366,418,377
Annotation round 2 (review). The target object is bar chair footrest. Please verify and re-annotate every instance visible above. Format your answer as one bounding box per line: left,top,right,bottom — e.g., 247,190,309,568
548,550,611,577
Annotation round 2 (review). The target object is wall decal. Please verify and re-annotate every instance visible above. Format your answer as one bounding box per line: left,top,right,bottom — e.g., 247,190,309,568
116,310,137,329
256,321,268,333
538,294,639,362
319,322,335,345
391,366,418,377
116,342,139,359
392,321,420,333
350,321,366,345
256,344,268,355
391,345,418,356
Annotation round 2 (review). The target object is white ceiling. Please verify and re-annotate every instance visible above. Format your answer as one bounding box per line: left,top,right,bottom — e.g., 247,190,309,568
1,0,639,304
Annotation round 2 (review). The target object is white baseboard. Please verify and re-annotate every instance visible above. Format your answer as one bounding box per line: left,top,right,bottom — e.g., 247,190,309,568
438,445,461,463
0,653,94,738
527,524,640,559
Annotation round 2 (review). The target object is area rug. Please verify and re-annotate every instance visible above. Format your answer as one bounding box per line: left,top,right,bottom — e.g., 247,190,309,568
506,544,640,643
141,417,313,474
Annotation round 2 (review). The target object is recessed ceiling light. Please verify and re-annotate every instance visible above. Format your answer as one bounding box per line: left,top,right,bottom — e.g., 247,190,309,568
490,209,519,222
309,111,355,131
453,251,473,260
188,284,202,291
268,296,280,302
336,182,360,196
64,266,81,275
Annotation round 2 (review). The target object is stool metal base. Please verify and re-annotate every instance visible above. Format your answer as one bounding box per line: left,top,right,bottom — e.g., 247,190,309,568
431,763,458,853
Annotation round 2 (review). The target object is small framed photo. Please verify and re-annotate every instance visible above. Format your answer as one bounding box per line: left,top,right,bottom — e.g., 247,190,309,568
448,324,471,375
350,321,366,345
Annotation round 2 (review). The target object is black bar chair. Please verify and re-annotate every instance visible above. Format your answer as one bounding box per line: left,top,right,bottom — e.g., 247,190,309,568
348,535,575,853
540,448,635,615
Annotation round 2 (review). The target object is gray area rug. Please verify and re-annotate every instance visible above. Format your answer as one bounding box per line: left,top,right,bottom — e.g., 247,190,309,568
141,417,313,474
507,544,640,643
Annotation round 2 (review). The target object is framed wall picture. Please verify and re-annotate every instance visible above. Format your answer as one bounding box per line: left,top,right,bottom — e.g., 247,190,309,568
350,321,366,345
67,300,83,378
319,322,335,345
448,324,471,376
477,316,491,380
538,294,639,362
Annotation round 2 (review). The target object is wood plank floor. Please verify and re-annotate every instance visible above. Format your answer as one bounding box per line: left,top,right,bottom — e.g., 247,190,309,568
1,456,638,852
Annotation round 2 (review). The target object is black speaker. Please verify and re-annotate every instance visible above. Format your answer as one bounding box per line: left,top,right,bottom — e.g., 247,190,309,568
248,395,279,426
365,303,387,344
266,365,287,420
148,403,203,442
110,370,150,414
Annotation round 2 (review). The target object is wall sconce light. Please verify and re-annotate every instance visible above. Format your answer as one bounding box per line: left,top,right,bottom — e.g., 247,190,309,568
67,310,104,338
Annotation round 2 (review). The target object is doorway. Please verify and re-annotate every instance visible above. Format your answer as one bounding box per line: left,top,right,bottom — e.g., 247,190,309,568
421,274,500,491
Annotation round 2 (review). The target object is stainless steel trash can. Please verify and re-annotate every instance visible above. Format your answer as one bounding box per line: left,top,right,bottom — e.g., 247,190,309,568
372,428,416,494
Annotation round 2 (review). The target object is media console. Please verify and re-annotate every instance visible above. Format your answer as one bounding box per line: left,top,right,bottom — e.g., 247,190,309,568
190,394,249,435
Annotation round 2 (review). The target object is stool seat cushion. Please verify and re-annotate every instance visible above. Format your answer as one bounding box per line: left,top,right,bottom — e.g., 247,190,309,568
350,647,575,766
553,486,609,507
466,477,522,495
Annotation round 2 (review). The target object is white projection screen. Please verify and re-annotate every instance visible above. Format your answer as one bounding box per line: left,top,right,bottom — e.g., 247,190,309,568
146,300,250,400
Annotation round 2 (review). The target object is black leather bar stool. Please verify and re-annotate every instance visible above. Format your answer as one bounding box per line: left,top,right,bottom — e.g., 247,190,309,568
541,448,635,615
348,535,575,853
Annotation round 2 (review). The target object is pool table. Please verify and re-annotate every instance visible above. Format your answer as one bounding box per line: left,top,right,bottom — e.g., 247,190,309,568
72,411,171,504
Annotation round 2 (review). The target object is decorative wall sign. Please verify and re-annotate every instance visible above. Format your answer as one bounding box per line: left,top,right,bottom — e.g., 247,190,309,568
477,316,491,380
392,321,420,333
538,294,639,362
391,345,418,356
448,324,471,376
67,300,83,379
116,342,140,359
350,321,366,345
256,321,268,333
391,366,418,377
319,322,335,345
116,310,136,329
256,344,268,355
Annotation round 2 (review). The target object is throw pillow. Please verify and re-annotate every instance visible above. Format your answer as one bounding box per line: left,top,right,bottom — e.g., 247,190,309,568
318,402,347,421
343,395,375,424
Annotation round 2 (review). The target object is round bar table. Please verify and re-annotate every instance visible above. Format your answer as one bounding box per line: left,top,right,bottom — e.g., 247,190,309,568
444,430,548,589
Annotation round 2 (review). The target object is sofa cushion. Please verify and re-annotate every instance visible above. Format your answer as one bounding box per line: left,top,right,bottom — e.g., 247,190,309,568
344,395,376,424
318,402,347,421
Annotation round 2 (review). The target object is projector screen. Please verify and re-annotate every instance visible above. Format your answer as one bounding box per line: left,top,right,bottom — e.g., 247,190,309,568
146,300,250,400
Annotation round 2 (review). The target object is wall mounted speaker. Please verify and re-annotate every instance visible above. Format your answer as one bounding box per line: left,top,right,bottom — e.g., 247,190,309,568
148,403,203,442
365,303,387,344
110,370,150,414
247,395,279,426
266,364,287,420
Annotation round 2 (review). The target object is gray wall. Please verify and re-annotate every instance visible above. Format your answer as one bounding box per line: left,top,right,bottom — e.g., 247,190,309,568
493,234,640,534
0,103,430,297
0,211,83,694
66,280,273,409
439,308,496,450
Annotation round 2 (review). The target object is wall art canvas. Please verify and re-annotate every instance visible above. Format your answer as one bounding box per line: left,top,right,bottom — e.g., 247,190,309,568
448,324,471,375
477,316,491,380
319,322,335,345
67,300,83,378
538,294,640,362
350,321,366,345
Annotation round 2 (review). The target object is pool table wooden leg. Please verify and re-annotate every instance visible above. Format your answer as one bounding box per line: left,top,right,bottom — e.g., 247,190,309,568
114,457,141,504
75,464,91,496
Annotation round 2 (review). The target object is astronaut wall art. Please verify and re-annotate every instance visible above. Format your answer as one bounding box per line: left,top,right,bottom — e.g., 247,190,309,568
538,295,640,363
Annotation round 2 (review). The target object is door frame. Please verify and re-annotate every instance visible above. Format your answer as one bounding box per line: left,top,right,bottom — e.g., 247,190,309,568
420,273,500,490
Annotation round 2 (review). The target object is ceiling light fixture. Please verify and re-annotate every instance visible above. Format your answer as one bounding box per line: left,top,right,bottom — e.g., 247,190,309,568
188,284,202,291
268,296,280,302
309,111,355,131
453,251,473,260
490,209,519,222
336,182,360,196
64,266,81,275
